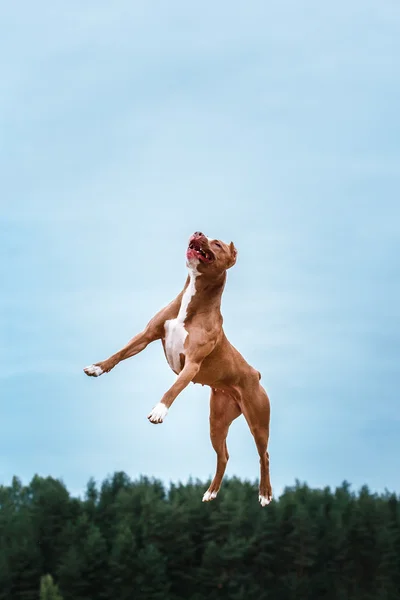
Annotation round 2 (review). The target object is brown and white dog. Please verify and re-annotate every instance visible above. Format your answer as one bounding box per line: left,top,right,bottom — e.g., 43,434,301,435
84,232,272,506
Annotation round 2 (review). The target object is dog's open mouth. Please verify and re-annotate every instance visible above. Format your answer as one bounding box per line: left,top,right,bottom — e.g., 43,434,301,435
187,240,214,263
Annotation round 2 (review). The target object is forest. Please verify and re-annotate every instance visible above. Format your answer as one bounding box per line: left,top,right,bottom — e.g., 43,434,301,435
1,472,399,600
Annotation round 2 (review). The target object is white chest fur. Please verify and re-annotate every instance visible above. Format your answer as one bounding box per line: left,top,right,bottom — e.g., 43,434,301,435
164,269,198,373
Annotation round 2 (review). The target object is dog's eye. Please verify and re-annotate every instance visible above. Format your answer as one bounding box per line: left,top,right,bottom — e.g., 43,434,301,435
215,242,222,248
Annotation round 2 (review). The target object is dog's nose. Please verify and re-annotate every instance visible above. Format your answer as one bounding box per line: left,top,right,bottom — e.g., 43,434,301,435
193,231,204,237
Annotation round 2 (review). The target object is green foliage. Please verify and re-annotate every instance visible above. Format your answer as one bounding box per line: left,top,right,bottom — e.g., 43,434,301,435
0,474,399,600
40,574,63,600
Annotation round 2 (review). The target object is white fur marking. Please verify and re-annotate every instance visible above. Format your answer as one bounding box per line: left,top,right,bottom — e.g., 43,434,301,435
259,494,272,507
202,490,218,502
84,364,103,377
148,402,169,423
164,267,199,373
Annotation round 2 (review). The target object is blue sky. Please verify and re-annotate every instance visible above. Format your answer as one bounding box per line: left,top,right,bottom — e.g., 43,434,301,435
1,1,399,499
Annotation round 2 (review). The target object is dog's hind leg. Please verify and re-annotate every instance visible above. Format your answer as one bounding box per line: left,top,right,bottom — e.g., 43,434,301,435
240,382,272,506
202,389,241,502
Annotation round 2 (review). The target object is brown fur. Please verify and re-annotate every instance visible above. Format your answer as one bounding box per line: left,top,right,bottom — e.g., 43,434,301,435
84,232,272,505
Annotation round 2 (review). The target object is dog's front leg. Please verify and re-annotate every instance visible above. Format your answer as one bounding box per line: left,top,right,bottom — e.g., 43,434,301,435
83,329,157,377
83,303,176,378
147,361,201,424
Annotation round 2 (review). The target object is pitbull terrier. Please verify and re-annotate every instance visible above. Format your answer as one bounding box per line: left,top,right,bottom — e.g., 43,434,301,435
84,232,272,506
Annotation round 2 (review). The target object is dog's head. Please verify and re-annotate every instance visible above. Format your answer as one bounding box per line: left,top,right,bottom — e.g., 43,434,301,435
186,231,237,275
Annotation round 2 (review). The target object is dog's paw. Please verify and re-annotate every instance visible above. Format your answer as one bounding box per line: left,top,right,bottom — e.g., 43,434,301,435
202,490,218,502
147,403,168,424
83,364,104,377
259,494,272,507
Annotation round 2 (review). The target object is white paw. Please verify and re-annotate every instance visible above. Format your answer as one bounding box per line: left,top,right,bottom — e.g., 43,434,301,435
259,494,272,507
202,490,218,502
84,364,104,377
147,402,169,424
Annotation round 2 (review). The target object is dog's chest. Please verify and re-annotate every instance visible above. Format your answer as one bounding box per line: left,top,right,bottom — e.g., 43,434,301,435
164,272,197,374
164,319,188,373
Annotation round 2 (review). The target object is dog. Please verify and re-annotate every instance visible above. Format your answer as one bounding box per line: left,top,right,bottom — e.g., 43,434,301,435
84,231,272,506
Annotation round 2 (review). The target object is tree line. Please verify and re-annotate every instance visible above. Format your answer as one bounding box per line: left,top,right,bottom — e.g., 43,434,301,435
0,473,399,600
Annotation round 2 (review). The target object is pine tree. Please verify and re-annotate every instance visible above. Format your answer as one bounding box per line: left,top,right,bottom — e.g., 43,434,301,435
134,543,170,600
0,471,399,600
0,548,12,600
376,494,400,600
40,574,63,600
57,516,109,600
108,522,139,600
28,475,72,577
57,546,85,600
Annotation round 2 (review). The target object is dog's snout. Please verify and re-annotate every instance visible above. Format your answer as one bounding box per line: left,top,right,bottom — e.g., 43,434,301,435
193,231,204,238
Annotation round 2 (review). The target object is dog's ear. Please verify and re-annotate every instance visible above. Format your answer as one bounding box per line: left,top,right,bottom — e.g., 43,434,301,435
227,241,238,268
